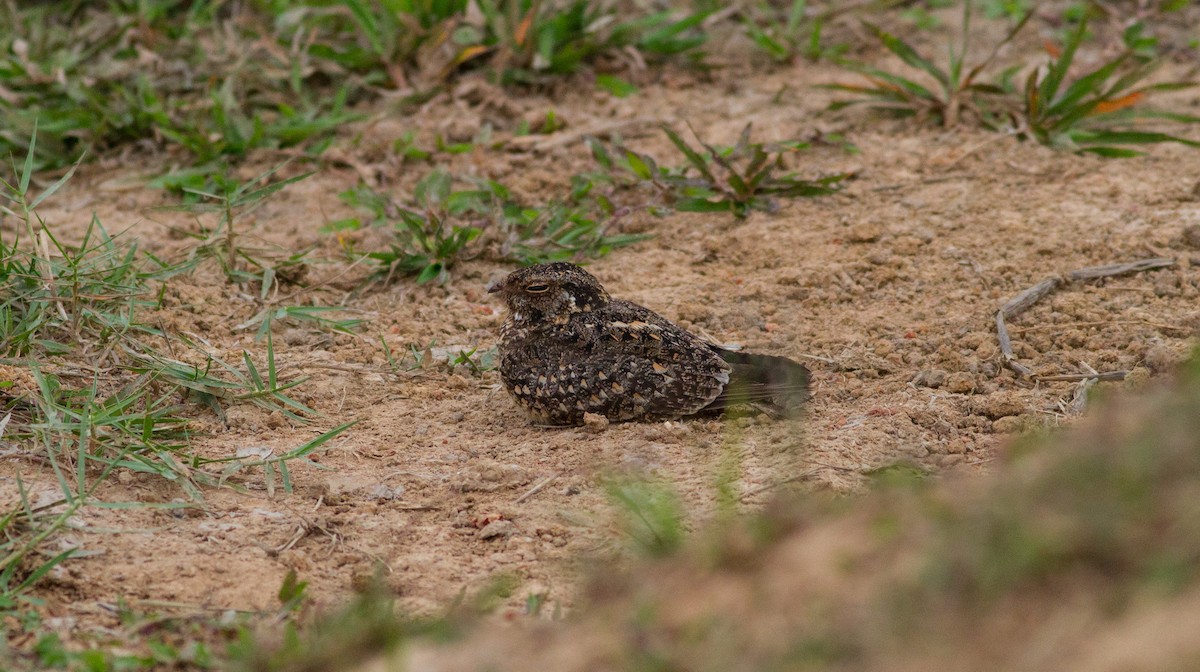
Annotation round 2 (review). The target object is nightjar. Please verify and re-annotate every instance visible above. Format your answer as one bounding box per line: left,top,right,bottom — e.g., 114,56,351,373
489,262,811,426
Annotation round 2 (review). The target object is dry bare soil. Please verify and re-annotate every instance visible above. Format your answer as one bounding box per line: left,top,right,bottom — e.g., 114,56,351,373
5,27,1200,667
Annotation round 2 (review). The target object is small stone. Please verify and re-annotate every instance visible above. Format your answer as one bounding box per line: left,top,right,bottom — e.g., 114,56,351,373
969,391,1027,419
366,484,404,501
992,416,1025,433
1184,311,1200,335
583,412,609,433
909,409,955,439
1154,277,1181,298
479,519,517,540
1143,344,1178,373
845,222,882,243
944,372,976,394
958,332,988,349
350,571,377,594
912,369,947,388
442,117,478,143
1182,223,1200,249
891,235,924,256
1124,366,1152,390
521,108,567,133
282,328,307,346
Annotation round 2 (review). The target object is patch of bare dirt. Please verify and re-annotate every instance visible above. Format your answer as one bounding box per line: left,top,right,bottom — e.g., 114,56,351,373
399,350,1200,672
7,45,1200,650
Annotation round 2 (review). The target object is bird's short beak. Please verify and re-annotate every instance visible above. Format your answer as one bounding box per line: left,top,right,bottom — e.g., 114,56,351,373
486,279,503,294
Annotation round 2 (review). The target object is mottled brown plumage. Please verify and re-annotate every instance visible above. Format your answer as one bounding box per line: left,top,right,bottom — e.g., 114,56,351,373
489,262,811,426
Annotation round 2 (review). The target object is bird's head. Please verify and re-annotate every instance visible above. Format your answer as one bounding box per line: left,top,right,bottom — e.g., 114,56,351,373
487,262,610,325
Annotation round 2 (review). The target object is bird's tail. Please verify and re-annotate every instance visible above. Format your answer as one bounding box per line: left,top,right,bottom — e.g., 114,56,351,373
704,347,811,417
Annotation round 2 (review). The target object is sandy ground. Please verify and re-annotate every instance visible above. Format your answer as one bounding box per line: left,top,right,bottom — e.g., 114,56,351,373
5,24,1200,651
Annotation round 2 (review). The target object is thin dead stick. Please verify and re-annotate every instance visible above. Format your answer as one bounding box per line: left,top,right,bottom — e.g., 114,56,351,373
515,473,559,504
994,257,1178,380
274,255,370,304
273,524,308,555
802,459,862,473
1068,377,1096,415
739,469,822,501
939,134,1008,171
870,173,975,192
996,311,1015,360
1012,320,1188,334
996,311,1034,377
1000,277,1061,319
1104,285,1156,293
293,361,426,379
1007,359,1035,377
1037,371,1127,382
1069,257,1175,281
507,118,659,152
794,352,838,365
964,455,998,466
99,600,264,615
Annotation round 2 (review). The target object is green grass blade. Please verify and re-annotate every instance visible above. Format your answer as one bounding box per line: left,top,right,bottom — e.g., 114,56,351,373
243,351,265,390
266,330,278,390
1045,56,1128,118
18,119,37,196
965,9,1034,85
1041,18,1087,104
278,458,293,493
786,0,807,35
676,198,733,213
663,126,715,182
1078,146,1144,158
237,171,316,207
277,421,357,461
29,153,84,210
344,0,384,56
621,148,656,180
863,22,949,90
12,548,75,594
838,61,938,100
1074,129,1200,147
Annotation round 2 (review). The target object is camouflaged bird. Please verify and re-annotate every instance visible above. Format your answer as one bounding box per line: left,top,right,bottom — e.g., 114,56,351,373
489,262,811,426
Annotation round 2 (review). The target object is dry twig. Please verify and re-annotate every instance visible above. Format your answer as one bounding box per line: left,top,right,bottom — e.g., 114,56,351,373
1069,257,1174,281
993,257,1176,381
515,473,559,504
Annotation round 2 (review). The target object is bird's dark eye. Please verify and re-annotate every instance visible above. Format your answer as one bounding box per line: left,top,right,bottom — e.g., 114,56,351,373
525,284,550,293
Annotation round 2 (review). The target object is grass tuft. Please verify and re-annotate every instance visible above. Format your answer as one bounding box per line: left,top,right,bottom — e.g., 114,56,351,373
0,132,354,646
1013,16,1200,156
594,124,850,218
0,1,711,169
825,5,1200,156
823,4,1031,128
337,167,648,285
